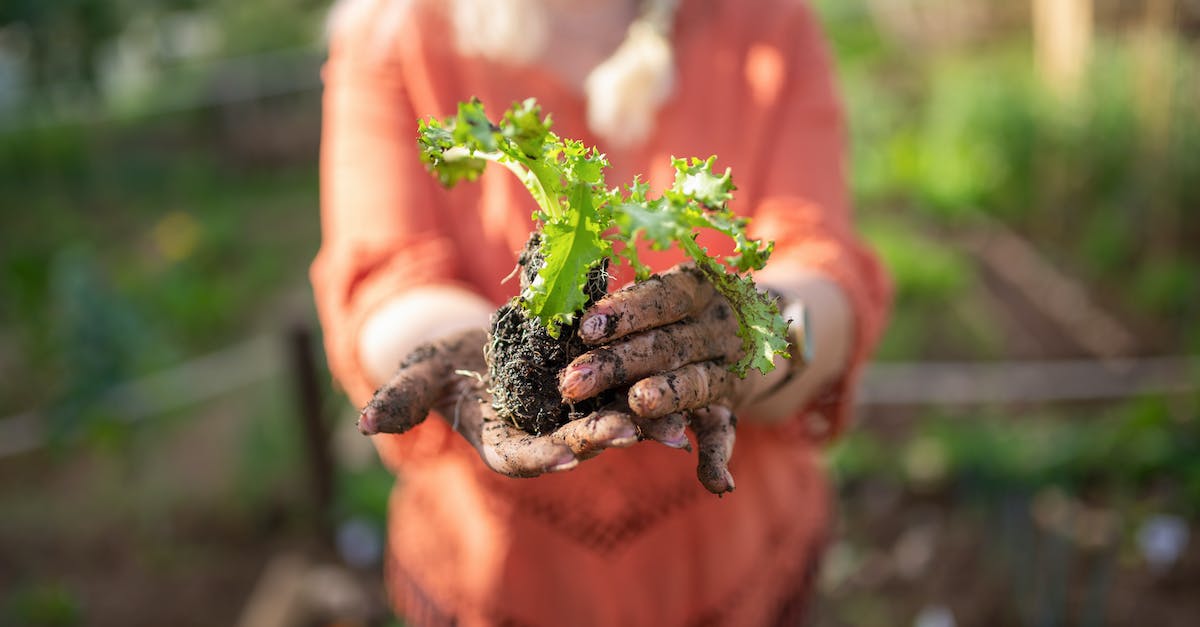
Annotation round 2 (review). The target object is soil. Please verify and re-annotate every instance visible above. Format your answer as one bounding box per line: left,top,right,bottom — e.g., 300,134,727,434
486,234,616,435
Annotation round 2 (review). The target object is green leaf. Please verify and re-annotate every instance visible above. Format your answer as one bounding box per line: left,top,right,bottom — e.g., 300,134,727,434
524,182,610,335
452,99,499,152
609,157,787,374
563,140,608,185
683,237,791,376
669,156,735,209
501,98,551,158
417,120,488,186
613,196,677,247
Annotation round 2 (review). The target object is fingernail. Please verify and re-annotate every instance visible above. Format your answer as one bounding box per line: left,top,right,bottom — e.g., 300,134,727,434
581,314,608,341
559,366,594,400
609,436,639,448
659,434,691,450
357,409,378,435
723,469,736,493
606,423,639,448
550,457,579,473
628,386,662,418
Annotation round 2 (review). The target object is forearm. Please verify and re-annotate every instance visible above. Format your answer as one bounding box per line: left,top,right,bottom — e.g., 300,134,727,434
737,269,854,424
358,286,493,388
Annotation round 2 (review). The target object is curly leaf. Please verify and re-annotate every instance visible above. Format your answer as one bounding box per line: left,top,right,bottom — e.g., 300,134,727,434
417,120,487,186
669,156,735,209
683,238,791,375
452,99,499,152
501,98,551,158
523,182,610,335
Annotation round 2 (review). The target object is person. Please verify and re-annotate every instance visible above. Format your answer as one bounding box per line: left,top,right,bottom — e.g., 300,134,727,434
312,0,891,624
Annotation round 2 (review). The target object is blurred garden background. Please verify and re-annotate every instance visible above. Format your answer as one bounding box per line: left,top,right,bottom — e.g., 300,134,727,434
1,0,1198,625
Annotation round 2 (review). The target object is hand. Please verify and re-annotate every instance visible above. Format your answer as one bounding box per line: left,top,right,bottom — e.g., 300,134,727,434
357,328,666,478
558,264,762,493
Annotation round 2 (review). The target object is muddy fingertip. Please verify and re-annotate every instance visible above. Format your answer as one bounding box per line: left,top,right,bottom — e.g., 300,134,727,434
699,466,736,495
549,455,580,473
357,408,379,435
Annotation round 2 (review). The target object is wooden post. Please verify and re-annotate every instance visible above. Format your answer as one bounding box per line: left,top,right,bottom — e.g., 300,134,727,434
1135,0,1178,256
1030,0,1094,241
288,322,334,548
1032,0,1094,101
1136,0,1177,148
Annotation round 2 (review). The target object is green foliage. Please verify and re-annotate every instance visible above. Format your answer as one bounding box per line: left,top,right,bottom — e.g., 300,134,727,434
859,218,968,300
815,1,1200,545
835,20,1200,350
831,394,1200,516
0,118,320,420
2,582,81,627
336,463,393,526
45,248,161,444
1,0,327,125
418,99,788,375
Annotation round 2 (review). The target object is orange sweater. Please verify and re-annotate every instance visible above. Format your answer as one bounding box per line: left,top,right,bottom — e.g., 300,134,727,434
312,1,891,625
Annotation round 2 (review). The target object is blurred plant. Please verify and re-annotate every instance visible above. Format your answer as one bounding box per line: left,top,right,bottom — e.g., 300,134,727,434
0,0,128,92
825,3,1200,348
1,581,81,627
833,393,1200,516
0,0,328,120
0,114,319,416
336,463,393,530
46,247,164,446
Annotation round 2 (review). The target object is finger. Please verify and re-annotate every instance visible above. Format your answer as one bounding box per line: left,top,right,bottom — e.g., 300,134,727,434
579,264,715,344
627,361,737,419
550,406,639,460
357,330,487,435
478,411,578,478
692,405,736,495
359,356,448,435
632,412,691,451
439,383,569,477
560,298,739,402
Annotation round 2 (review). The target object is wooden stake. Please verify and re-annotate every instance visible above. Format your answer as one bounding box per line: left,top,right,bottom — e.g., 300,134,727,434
288,323,334,548
1135,0,1178,256
1032,0,1094,101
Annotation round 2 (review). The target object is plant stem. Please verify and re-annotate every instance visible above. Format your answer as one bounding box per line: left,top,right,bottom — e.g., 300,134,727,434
440,147,562,221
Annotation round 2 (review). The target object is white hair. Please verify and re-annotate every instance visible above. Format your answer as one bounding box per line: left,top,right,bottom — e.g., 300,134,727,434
326,0,680,148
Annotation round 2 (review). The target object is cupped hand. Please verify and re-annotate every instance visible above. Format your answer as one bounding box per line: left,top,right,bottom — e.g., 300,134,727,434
357,328,671,479
557,264,755,494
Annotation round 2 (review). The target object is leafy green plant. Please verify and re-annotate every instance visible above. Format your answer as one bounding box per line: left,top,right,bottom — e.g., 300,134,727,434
3,581,82,627
417,98,789,375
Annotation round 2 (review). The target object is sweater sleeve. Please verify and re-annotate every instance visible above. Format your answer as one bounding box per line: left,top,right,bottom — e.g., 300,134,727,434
744,3,893,441
311,2,463,407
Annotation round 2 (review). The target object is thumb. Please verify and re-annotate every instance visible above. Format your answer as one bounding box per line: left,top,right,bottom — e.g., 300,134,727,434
358,329,486,434
359,356,449,435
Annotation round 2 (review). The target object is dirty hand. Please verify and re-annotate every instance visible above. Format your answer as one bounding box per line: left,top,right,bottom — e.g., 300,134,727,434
558,264,764,494
357,328,672,478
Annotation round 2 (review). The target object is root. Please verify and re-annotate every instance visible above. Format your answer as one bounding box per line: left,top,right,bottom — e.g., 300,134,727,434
485,233,615,434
